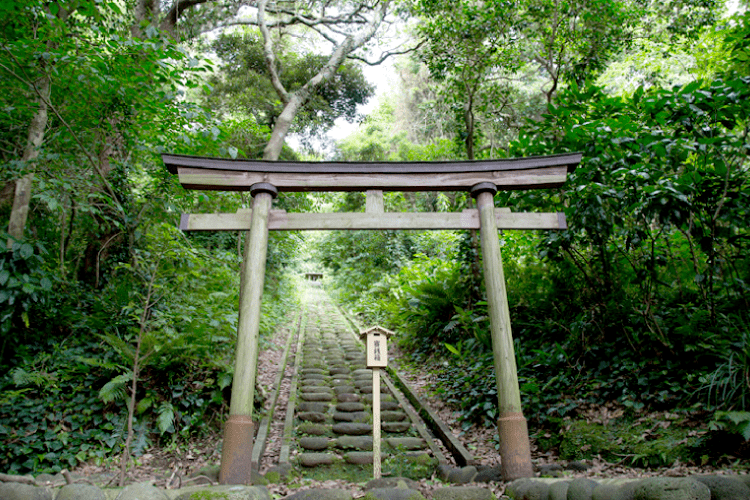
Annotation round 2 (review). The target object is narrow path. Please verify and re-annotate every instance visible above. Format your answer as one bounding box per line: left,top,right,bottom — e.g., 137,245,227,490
257,282,450,481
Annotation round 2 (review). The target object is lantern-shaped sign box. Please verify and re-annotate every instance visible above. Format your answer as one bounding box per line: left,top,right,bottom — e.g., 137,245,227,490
360,326,395,368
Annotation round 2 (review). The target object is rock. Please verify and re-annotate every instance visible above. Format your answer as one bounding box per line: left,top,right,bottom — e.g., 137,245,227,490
335,436,375,450
333,387,358,396
386,438,426,451
536,464,563,477
265,463,292,482
567,478,598,500
364,394,394,404
505,478,532,499
694,475,750,499
301,368,326,375
508,479,549,500
282,488,351,500
345,451,375,464
300,393,334,402
0,483,53,500
56,483,107,500
299,437,330,450
298,423,330,435
298,412,328,423
300,386,334,394
330,367,351,375
548,481,570,500
363,488,425,500
381,411,407,422
115,482,169,500
566,461,591,472
634,478,710,500
302,374,328,381
592,481,639,500
473,465,503,483
432,487,494,500
298,452,335,467
332,423,372,435
298,402,330,413
333,411,370,423
173,485,271,500
380,402,400,411
364,478,419,490
336,402,366,412
193,464,221,483
34,474,62,484
338,394,361,403
446,466,478,485
382,422,410,433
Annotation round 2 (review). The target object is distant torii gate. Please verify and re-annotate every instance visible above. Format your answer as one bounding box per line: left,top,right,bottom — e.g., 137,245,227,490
163,152,581,485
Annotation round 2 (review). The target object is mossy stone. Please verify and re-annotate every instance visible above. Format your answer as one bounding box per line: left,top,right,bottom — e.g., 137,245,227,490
298,423,329,435
431,487,495,500
0,483,53,500
283,489,352,500
57,484,106,500
363,488,425,500
298,411,327,423
566,478,598,500
548,481,570,500
173,485,271,500
634,478,710,500
299,436,330,450
298,452,335,467
694,475,750,500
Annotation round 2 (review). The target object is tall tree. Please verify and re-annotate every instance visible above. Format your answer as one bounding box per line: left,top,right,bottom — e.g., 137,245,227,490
208,31,375,145
247,0,393,160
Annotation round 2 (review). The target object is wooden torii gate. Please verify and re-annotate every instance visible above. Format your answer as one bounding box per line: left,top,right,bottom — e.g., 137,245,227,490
163,152,581,484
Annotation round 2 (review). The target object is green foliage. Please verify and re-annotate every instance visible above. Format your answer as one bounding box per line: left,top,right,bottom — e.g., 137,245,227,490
558,417,704,467
208,30,374,139
0,238,56,360
0,339,128,473
709,411,750,441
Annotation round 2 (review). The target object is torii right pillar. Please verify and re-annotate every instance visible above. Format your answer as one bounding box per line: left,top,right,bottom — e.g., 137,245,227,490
472,182,534,480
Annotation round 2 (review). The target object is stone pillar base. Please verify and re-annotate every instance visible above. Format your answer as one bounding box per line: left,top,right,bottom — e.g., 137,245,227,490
497,413,534,481
219,415,255,485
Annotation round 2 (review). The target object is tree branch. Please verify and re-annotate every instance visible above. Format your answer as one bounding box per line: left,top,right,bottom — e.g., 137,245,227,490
258,0,289,103
348,39,425,66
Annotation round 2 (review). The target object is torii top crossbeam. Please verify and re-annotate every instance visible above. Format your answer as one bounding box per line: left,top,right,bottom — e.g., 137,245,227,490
162,152,581,192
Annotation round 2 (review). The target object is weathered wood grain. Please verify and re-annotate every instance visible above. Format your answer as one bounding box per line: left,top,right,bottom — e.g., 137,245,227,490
174,166,571,192
179,209,567,231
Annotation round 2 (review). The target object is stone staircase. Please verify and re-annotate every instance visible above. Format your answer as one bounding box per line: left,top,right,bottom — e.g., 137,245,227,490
280,286,441,479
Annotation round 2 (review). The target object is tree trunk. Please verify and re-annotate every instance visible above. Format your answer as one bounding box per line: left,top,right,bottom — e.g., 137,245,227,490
258,0,388,161
7,74,51,247
263,94,306,160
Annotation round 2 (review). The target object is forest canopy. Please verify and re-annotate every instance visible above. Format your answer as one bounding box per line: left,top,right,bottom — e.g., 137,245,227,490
1,0,749,476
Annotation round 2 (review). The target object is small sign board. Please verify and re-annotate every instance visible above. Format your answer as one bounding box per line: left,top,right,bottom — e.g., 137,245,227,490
360,326,395,368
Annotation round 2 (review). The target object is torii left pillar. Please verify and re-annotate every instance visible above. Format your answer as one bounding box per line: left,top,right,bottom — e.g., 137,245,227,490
220,182,277,485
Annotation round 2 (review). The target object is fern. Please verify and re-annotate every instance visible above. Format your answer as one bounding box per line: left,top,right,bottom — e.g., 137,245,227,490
709,411,750,440
99,372,132,403
11,367,57,389
156,402,175,434
99,333,135,363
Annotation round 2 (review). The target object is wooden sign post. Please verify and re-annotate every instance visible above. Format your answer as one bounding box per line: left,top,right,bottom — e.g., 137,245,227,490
360,326,395,479
162,152,581,483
